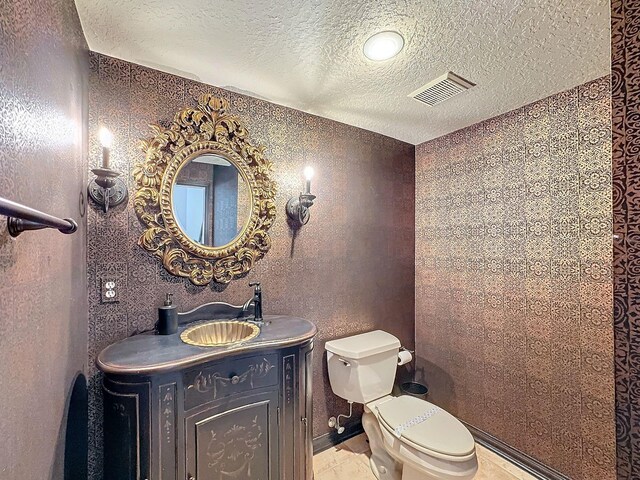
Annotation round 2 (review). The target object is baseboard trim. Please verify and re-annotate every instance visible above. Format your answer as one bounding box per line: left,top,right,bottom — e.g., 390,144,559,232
313,421,364,455
463,422,570,480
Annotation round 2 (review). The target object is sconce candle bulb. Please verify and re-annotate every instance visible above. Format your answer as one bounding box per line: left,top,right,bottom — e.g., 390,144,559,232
99,126,113,148
303,166,314,194
99,127,113,168
286,166,317,226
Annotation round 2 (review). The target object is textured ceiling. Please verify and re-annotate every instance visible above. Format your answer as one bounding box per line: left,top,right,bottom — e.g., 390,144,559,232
75,0,611,145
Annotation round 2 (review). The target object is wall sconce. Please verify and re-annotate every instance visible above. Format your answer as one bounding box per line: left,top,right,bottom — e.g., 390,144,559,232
88,127,128,213
286,166,316,225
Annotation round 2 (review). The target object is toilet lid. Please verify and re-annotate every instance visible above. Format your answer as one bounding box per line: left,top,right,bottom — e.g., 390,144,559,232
376,396,475,457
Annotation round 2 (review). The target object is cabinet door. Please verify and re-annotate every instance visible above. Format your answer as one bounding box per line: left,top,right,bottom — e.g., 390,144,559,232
186,390,279,480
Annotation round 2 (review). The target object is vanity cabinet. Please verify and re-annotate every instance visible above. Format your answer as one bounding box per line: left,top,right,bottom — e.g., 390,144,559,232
98,315,316,480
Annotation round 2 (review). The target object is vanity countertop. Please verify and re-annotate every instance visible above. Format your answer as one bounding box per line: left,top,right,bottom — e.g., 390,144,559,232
96,314,316,375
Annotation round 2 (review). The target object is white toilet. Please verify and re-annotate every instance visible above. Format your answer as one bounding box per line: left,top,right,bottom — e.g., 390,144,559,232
325,330,478,480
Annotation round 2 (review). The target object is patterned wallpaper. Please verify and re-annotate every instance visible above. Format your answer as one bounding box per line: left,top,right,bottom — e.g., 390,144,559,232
87,53,415,478
415,77,614,479
611,1,640,478
0,0,88,478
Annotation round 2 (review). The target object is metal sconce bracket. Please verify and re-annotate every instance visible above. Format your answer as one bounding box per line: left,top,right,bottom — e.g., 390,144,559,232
88,167,128,214
286,193,316,225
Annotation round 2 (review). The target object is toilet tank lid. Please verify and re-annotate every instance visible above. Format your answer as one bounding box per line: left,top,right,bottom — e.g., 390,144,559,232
325,330,401,359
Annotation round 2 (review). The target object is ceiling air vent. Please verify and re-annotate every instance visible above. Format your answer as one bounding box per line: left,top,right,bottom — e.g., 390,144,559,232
409,72,476,106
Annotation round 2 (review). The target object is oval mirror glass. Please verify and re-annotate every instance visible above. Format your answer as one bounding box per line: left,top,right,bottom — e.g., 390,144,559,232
172,154,252,248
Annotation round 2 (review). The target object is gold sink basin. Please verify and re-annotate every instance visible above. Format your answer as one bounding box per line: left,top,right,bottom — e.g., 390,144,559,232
180,320,260,347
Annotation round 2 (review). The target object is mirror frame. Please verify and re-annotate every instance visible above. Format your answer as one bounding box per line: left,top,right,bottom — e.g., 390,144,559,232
133,95,277,286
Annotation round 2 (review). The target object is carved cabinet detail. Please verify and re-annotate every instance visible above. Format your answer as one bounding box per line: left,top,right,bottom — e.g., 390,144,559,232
186,391,278,480
101,344,313,480
183,354,278,410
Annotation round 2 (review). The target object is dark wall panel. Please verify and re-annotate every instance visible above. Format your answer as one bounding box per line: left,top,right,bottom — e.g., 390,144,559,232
611,0,640,478
0,0,88,478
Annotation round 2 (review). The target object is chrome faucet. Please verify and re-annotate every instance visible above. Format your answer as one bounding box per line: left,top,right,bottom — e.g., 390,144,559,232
243,282,267,326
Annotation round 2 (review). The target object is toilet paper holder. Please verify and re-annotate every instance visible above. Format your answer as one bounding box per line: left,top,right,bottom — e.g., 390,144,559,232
397,347,413,366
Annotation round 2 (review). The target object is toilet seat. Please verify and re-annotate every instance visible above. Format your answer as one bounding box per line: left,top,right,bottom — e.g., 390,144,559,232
371,395,475,459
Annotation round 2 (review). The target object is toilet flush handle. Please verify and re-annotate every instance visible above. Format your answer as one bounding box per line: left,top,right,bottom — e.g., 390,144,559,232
338,358,351,367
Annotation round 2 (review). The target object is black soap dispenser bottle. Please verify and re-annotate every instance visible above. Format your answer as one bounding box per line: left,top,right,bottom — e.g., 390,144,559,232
157,293,178,335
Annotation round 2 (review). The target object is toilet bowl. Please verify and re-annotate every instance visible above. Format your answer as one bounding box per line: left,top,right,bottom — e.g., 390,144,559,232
325,331,478,480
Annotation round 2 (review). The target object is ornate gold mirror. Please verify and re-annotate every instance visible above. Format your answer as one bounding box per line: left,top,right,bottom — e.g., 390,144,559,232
133,95,276,285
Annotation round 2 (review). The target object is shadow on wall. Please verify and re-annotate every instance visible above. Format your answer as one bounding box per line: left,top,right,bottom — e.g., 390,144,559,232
287,217,302,258
50,372,88,480
413,355,457,415
397,361,415,388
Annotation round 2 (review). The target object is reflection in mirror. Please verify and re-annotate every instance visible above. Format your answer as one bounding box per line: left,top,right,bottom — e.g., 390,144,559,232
172,154,251,248
173,184,207,243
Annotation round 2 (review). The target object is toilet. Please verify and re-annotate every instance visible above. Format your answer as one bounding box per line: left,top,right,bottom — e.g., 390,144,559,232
325,330,478,480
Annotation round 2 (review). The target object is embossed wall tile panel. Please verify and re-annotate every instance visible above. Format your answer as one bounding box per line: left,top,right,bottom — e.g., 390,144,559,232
87,52,415,479
415,76,614,479
0,0,88,478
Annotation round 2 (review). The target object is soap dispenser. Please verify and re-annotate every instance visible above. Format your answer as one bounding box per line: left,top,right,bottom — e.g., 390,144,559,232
157,293,178,335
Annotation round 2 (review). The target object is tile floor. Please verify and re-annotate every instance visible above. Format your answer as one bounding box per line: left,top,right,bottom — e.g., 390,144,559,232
313,433,538,480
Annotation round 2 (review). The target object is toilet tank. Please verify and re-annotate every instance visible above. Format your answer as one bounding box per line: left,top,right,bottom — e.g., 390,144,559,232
325,330,401,404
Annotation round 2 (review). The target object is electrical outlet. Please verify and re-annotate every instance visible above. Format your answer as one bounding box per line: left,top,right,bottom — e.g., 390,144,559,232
101,279,118,303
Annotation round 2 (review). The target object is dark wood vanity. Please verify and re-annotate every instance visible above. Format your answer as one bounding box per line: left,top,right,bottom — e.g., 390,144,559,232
97,314,316,480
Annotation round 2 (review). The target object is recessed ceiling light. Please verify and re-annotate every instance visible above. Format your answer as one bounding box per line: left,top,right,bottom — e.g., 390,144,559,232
363,31,404,61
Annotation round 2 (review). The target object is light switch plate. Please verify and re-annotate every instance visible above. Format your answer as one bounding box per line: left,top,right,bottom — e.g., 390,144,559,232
101,279,118,303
